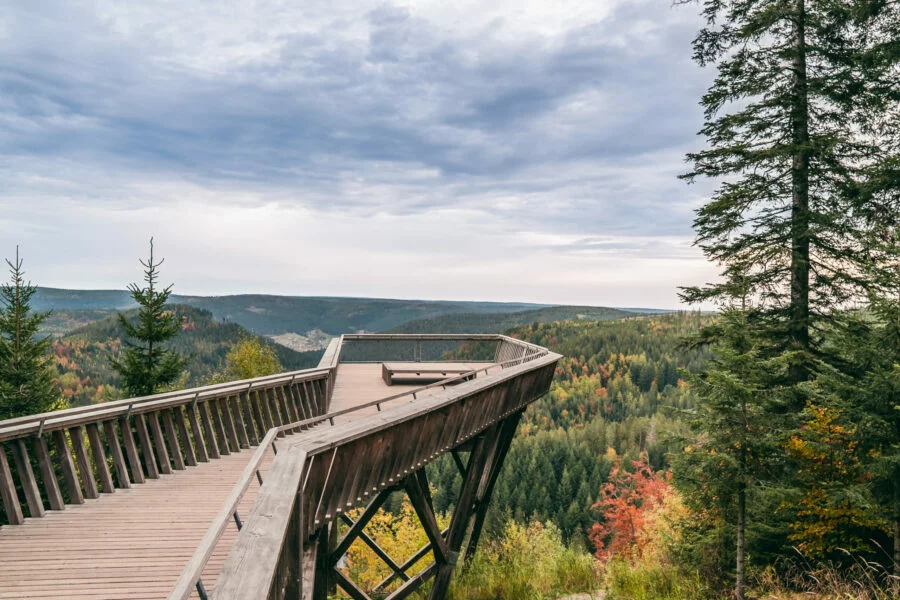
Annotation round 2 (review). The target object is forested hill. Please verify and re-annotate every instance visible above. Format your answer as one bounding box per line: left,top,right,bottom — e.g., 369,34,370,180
52,305,320,406
428,312,712,544
33,288,547,336
385,306,646,334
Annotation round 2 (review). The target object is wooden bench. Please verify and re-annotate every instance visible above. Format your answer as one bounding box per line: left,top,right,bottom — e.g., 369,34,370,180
381,362,477,386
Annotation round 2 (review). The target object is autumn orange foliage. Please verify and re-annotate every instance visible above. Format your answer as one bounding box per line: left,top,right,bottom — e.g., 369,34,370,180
589,458,671,562
786,402,884,556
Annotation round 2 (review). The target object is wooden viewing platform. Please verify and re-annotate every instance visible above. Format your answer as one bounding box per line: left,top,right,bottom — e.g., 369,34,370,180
0,334,560,600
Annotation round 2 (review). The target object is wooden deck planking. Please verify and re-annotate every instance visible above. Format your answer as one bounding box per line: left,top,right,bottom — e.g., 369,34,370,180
0,443,280,600
0,361,499,599
329,363,495,422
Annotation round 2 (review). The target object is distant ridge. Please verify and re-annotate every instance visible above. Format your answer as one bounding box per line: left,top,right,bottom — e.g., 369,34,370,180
33,288,547,335
34,288,672,339
385,305,647,334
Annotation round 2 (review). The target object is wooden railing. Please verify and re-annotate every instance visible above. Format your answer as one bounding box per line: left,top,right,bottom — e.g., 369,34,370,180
0,368,332,527
0,332,556,600
170,334,551,599
210,335,559,600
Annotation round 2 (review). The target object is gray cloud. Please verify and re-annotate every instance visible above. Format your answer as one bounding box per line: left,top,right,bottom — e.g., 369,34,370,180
0,0,718,307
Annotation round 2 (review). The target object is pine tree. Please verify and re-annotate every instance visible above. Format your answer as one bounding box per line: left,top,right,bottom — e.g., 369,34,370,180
818,294,900,581
110,239,186,397
673,309,790,599
678,0,900,380
0,248,62,420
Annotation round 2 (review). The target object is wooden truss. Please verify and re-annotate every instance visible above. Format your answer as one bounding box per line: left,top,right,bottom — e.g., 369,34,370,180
302,411,523,600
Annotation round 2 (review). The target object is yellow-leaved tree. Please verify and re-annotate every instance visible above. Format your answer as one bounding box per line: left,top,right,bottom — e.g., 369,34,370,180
341,493,449,593
208,337,283,384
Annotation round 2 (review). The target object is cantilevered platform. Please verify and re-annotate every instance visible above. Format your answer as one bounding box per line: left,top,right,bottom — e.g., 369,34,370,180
329,362,495,421
0,334,559,600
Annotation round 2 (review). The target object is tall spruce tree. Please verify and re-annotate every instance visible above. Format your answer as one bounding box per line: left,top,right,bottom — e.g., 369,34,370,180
679,0,900,380
110,239,185,397
674,308,790,599
0,248,61,420
817,294,900,580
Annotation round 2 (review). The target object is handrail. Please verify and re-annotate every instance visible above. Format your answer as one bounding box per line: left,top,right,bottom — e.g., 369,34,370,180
0,367,331,442
214,345,561,600
169,420,298,600
169,335,549,599
340,333,501,341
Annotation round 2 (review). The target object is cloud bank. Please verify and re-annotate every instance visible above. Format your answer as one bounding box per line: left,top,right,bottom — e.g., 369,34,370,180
0,0,719,307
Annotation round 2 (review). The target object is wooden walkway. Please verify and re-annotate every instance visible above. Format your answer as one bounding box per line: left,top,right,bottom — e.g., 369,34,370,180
0,444,278,599
0,363,492,599
0,341,536,600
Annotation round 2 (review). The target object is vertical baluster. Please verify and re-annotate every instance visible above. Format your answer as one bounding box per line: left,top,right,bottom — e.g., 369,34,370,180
258,388,275,432
198,402,220,459
220,397,240,452
119,417,145,484
161,409,185,470
134,414,159,479
301,381,316,419
277,386,296,424
159,408,184,471
147,412,172,474
267,388,285,437
231,396,250,449
291,383,309,430
240,391,259,445
86,423,115,494
34,435,65,510
11,438,45,517
52,430,83,504
102,420,131,489
251,389,268,438
0,443,23,525
318,378,330,413
187,403,210,462
69,425,98,499
286,383,302,426
209,400,230,455
173,406,197,467
303,381,318,416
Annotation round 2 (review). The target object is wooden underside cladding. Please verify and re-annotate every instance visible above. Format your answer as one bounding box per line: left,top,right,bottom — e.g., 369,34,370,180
0,445,278,600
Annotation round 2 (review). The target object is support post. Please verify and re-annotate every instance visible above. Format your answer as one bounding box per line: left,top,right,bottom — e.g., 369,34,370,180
427,426,496,600
465,412,522,562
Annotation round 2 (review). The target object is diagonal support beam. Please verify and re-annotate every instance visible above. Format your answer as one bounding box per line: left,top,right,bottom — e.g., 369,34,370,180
450,449,467,478
339,513,408,584
427,424,496,600
331,486,395,563
404,473,452,566
312,416,520,600
332,568,370,600
466,412,523,562
374,527,449,592
384,562,438,600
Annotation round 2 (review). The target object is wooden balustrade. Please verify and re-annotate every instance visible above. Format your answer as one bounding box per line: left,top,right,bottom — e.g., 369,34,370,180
214,346,560,600
0,332,556,600
0,369,331,527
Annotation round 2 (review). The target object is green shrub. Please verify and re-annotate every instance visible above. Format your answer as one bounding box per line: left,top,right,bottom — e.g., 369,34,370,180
448,520,600,600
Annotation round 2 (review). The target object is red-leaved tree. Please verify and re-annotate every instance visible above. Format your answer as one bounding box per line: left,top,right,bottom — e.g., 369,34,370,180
589,458,670,561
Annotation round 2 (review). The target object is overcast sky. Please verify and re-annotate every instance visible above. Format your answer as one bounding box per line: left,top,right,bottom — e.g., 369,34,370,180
1,0,720,308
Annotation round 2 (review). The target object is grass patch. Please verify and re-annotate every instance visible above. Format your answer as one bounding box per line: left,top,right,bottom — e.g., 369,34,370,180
448,520,601,600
